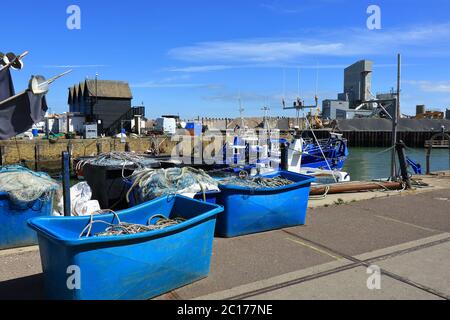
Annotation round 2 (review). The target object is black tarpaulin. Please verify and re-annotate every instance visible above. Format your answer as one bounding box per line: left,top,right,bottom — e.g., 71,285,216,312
0,68,14,101
0,68,48,140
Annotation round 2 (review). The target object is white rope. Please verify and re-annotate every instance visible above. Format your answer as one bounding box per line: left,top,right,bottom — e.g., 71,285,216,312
303,116,338,183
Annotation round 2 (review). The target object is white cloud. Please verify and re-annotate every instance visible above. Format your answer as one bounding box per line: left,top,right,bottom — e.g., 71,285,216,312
405,80,450,93
131,74,221,89
168,23,450,64
167,65,233,73
168,40,346,62
43,64,108,68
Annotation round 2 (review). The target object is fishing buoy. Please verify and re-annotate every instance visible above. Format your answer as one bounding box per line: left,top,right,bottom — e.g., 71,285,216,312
28,75,49,95
0,52,7,66
5,52,24,70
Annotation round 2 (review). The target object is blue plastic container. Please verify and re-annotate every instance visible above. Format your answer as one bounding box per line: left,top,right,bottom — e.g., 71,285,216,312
28,195,223,300
186,122,202,136
0,192,54,250
32,129,39,137
124,179,220,207
215,171,316,238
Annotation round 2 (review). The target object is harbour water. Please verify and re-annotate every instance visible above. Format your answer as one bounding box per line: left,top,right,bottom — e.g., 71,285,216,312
344,147,450,181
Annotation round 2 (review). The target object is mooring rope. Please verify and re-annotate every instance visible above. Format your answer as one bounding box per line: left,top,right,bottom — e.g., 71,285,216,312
309,185,331,200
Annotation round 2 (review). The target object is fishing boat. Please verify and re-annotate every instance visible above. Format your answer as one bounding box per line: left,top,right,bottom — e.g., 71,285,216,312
301,133,349,171
221,130,351,182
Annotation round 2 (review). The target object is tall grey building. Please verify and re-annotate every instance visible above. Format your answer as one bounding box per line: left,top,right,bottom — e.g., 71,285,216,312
343,60,373,108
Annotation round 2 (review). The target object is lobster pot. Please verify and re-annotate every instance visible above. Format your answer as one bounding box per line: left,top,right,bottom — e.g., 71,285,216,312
216,171,315,238
28,196,223,300
83,160,160,210
0,192,54,250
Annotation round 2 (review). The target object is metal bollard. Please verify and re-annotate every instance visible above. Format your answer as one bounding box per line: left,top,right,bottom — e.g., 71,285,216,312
396,141,412,189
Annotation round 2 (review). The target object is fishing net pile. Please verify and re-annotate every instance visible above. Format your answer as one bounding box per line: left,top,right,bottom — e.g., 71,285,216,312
127,167,219,202
80,211,186,238
221,175,295,189
76,152,159,169
0,165,59,204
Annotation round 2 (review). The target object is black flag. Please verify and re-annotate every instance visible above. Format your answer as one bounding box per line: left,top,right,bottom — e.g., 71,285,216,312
0,68,14,101
0,68,48,140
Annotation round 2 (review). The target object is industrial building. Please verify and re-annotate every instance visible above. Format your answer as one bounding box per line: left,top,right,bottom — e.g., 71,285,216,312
341,60,373,108
322,60,405,120
323,60,375,120
322,100,350,120
68,79,145,135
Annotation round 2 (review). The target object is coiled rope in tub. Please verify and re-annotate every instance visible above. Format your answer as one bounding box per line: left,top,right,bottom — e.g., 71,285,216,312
221,171,295,189
79,210,186,238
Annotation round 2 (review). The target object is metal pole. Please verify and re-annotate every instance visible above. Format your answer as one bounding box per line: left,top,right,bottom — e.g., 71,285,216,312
391,54,401,179
62,151,71,217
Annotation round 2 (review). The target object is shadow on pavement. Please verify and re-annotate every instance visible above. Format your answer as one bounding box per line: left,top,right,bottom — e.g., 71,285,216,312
0,274,45,300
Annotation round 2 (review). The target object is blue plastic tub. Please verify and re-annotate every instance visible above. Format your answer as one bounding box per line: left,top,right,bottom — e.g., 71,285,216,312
124,179,220,207
0,192,54,250
215,171,316,238
28,195,222,300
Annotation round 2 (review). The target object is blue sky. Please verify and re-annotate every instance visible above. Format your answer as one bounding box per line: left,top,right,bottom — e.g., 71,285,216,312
3,0,450,118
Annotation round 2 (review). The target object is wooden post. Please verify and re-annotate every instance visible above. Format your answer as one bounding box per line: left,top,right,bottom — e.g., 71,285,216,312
67,141,73,172
426,144,432,175
96,141,102,155
34,144,41,172
0,146,5,166
125,142,131,152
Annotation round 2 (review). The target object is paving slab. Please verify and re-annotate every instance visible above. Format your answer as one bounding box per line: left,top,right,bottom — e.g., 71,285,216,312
377,242,450,297
159,230,337,300
286,204,438,257
352,189,450,233
194,259,355,300
249,267,443,301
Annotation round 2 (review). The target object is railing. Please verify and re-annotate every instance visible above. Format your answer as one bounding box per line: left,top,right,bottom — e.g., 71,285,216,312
425,140,449,148
105,107,145,136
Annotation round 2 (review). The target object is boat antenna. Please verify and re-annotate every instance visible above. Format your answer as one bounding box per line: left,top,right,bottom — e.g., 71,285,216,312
315,62,319,109
238,90,245,129
282,68,286,108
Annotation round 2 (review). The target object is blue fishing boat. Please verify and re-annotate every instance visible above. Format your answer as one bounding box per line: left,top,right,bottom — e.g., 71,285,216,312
301,133,349,171
222,131,349,172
